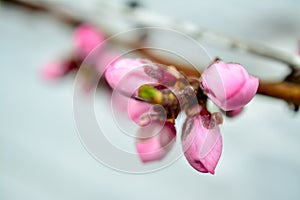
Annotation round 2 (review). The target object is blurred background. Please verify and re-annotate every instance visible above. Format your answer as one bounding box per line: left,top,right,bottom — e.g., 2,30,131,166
1,0,300,199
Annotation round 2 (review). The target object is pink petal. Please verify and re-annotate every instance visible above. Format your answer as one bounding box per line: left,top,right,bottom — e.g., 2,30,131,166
201,60,259,111
225,76,259,110
127,99,152,126
40,62,66,80
136,121,176,163
182,115,222,174
105,58,180,96
105,58,155,92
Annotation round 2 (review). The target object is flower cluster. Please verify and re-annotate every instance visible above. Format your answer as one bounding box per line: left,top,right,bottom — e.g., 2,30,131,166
41,24,259,174
105,58,259,174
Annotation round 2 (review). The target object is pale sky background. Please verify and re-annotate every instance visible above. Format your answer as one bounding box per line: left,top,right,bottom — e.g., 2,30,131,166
1,0,300,200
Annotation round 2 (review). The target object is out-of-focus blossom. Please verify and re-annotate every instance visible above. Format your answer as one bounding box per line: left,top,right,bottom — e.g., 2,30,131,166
41,24,105,81
95,52,118,74
73,23,105,59
182,113,222,174
201,60,259,111
136,121,176,163
40,61,75,80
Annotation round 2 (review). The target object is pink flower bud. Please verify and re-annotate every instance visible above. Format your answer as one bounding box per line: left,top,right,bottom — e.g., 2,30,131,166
136,121,176,163
128,99,152,126
182,115,222,174
201,60,259,111
73,24,105,59
128,99,167,126
105,58,155,91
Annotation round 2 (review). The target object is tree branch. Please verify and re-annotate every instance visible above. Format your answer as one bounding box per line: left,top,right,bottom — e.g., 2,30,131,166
3,0,300,107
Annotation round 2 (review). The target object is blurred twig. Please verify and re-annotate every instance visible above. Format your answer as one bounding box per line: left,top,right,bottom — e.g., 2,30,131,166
97,0,300,70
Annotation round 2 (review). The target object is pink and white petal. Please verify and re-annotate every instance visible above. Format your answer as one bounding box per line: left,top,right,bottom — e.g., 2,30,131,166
136,121,176,163
136,137,167,163
127,99,152,125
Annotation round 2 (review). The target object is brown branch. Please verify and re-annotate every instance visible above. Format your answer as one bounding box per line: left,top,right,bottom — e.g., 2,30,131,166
137,49,201,77
139,49,300,106
258,82,300,106
3,0,300,107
